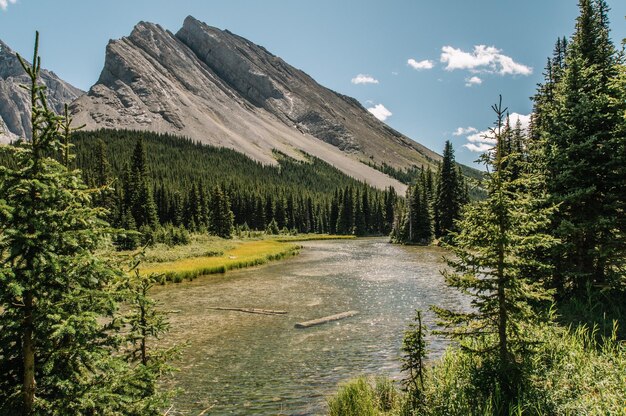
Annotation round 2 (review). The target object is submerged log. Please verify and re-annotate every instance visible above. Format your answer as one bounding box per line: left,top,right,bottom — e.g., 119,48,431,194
207,307,287,315
294,311,359,328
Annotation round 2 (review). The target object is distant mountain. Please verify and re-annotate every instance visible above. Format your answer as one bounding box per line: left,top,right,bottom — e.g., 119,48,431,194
0,40,83,142
70,16,448,191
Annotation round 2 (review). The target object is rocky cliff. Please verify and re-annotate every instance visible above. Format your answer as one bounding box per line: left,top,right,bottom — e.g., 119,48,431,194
70,17,449,191
0,40,83,142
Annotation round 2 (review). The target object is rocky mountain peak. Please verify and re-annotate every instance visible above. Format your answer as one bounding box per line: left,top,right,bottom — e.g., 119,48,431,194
0,38,84,142
69,16,447,191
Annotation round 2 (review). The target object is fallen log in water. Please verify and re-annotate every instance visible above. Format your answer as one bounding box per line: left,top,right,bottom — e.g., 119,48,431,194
294,311,359,328
207,307,287,315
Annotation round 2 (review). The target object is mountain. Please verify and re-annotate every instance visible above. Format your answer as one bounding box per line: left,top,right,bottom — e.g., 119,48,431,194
0,40,83,142
70,17,447,191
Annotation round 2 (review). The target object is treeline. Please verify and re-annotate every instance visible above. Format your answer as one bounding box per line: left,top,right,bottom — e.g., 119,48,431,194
70,130,399,247
390,140,469,245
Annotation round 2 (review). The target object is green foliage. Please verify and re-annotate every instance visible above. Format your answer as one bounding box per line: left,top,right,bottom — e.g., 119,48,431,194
333,321,626,416
265,218,280,235
327,376,400,416
401,310,428,409
61,129,397,237
0,33,171,415
209,185,234,238
531,0,626,294
434,141,467,238
432,97,558,402
420,321,626,416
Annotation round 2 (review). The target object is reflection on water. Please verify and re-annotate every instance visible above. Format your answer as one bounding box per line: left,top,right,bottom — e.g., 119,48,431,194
152,238,469,415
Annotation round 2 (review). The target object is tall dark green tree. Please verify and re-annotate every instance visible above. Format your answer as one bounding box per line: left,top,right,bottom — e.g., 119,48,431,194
336,186,355,234
126,138,159,230
0,33,170,415
533,0,626,293
433,97,557,404
209,185,234,238
434,141,465,238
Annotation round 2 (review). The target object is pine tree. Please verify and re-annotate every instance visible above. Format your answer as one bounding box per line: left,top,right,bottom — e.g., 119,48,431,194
534,0,626,293
0,33,170,415
209,185,234,238
402,310,428,405
125,270,172,366
127,138,159,229
434,141,465,238
432,97,557,402
336,186,355,234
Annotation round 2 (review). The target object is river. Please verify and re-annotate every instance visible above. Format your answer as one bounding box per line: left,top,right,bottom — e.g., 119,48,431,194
152,237,469,415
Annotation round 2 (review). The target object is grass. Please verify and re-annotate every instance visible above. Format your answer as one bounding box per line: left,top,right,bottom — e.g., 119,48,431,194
138,238,301,283
328,376,401,416
328,321,626,416
109,232,353,284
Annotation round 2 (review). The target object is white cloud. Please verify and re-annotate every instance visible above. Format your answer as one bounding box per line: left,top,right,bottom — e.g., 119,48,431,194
509,112,531,130
453,126,478,136
467,130,496,145
464,143,493,152
407,58,434,70
465,76,482,87
368,104,392,121
461,112,531,152
351,74,379,84
440,45,532,76
0,0,17,11
391,71,399,76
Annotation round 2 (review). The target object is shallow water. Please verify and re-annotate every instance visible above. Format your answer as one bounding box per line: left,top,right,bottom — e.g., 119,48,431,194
152,238,470,415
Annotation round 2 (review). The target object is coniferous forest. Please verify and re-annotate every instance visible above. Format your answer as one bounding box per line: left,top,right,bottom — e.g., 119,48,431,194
0,1,625,415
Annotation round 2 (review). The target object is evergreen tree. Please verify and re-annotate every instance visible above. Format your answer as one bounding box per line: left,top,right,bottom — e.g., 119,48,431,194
209,185,234,238
336,186,355,234
434,141,465,238
127,138,159,229
533,0,626,293
402,310,428,406
0,34,170,415
432,97,557,403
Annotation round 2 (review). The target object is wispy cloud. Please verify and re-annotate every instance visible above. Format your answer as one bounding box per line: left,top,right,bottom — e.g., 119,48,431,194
440,45,532,76
465,76,482,87
351,74,379,85
453,126,478,136
0,0,17,11
407,58,434,70
461,113,531,152
368,104,392,121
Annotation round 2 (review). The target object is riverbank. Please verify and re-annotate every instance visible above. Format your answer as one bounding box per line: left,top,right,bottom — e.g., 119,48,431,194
131,233,355,283
151,238,464,414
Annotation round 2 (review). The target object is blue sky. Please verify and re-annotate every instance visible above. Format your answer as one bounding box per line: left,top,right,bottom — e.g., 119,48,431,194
1,0,625,167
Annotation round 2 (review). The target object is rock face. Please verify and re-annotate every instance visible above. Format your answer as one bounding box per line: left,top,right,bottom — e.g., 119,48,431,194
0,40,83,142
71,16,443,191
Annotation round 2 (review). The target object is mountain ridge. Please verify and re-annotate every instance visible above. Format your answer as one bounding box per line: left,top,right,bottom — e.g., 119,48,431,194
68,16,446,191
0,39,84,142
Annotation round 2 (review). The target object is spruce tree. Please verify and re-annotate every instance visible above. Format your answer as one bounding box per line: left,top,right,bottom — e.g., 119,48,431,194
432,97,557,402
402,310,428,405
534,0,626,293
209,185,234,238
434,141,464,238
126,138,159,230
0,33,170,415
